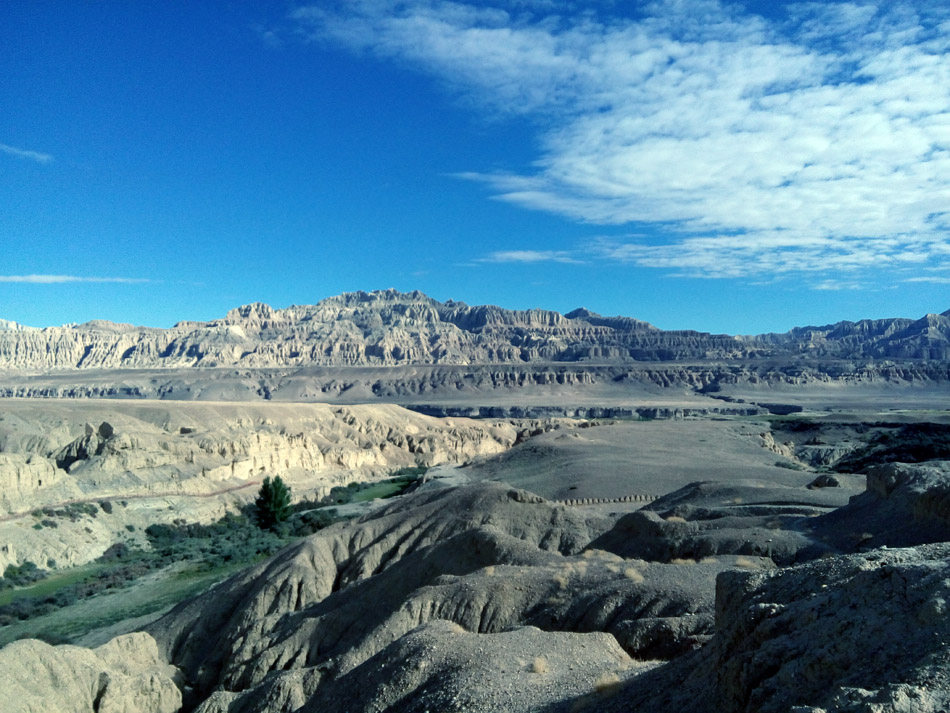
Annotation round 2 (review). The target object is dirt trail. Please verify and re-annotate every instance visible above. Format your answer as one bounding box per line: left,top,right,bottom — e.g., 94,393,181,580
0,480,262,523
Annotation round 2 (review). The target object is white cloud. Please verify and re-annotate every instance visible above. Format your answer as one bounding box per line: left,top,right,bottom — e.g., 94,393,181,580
0,275,150,284
812,279,867,291
292,1,950,279
0,143,53,164
905,276,950,284
478,249,582,264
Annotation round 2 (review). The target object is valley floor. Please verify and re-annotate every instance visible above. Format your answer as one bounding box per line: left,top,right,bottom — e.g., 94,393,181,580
0,390,948,712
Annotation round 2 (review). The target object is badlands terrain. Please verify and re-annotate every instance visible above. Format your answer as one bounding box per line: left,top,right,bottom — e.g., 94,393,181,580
0,290,948,712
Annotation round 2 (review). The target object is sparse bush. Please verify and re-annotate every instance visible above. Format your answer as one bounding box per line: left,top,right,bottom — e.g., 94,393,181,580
623,567,645,583
774,460,805,470
288,508,335,537
594,672,622,695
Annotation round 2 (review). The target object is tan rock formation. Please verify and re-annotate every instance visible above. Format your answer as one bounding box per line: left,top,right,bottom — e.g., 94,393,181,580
0,400,521,569
0,632,181,713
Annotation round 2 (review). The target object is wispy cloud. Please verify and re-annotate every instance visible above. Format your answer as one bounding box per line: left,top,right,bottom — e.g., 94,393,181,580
0,143,53,164
812,279,867,291
905,276,950,284
292,1,950,280
478,249,582,264
0,275,150,284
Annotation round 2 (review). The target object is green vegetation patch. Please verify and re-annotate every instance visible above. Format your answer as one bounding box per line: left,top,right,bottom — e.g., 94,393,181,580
0,467,426,643
318,467,426,506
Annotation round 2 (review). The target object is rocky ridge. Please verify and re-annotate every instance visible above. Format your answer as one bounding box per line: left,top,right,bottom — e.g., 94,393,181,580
1,290,946,370
145,481,775,711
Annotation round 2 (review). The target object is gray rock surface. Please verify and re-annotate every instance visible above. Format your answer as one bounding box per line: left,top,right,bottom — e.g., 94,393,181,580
811,460,950,550
152,461,950,713
591,543,950,713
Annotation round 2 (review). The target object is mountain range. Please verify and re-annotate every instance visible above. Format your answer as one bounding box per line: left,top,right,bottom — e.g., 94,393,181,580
1,289,948,370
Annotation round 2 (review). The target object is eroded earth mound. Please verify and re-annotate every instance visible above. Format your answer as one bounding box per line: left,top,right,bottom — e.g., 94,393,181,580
3,457,950,711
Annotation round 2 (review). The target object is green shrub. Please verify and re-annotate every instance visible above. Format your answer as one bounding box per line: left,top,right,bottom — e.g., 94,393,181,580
255,476,292,530
1,561,48,589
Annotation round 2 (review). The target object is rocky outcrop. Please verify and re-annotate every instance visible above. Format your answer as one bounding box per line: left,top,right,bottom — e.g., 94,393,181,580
811,461,950,550
708,545,950,713
606,543,950,713
0,401,523,570
1,290,945,370
0,632,181,713
0,453,78,514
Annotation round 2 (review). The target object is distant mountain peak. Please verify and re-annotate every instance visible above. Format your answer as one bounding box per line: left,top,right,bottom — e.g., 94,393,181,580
565,308,599,319
225,302,278,322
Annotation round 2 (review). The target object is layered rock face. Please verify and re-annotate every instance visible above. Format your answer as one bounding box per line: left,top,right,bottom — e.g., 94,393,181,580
0,400,522,569
0,290,741,369
751,309,950,359
1,289,946,370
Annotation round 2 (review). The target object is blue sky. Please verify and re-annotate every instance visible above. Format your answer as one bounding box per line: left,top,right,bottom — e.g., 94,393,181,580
1,1,948,334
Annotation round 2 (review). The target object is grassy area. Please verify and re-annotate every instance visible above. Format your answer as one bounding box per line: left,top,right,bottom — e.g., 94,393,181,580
350,480,406,502
0,562,108,607
0,467,427,645
318,467,427,506
0,560,251,646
